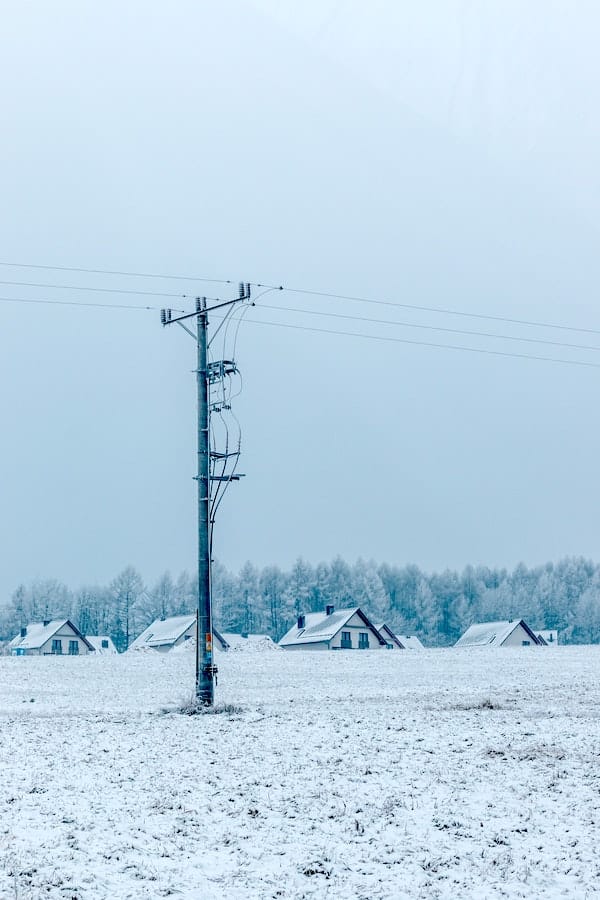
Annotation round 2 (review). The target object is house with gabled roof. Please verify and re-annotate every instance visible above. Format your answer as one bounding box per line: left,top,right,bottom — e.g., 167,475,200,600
10,620,94,656
279,605,387,651
375,623,405,649
455,619,542,648
86,635,119,655
129,614,229,652
396,634,425,649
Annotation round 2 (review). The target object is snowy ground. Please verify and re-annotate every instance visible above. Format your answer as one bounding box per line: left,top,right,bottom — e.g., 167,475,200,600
1,647,599,899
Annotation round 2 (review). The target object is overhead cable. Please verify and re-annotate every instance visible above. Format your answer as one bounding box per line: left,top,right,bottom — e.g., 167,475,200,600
0,260,234,285
255,283,600,338
228,315,600,370
258,303,600,354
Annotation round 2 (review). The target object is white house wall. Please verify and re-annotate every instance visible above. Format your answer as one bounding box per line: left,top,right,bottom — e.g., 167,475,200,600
329,613,382,650
40,625,91,656
501,624,537,647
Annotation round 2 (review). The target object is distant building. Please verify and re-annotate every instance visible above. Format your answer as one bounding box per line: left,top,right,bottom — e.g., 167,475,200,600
375,623,405,649
129,615,229,652
10,620,94,656
279,605,387,651
536,629,559,646
455,620,542,648
86,635,119,655
221,633,279,652
395,634,425,650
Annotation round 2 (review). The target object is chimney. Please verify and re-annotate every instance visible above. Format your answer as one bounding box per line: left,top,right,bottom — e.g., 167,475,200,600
43,620,50,627
326,605,334,616
20,627,27,638
297,615,305,629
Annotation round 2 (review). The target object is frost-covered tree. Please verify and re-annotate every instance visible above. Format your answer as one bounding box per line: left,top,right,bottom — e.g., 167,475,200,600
3,554,600,649
573,571,600,644
237,562,260,634
351,559,387,621
260,565,287,638
326,556,354,608
110,566,144,651
283,557,314,622
212,561,239,630
74,586,113,637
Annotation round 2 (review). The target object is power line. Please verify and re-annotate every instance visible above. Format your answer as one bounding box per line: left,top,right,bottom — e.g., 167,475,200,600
0,260,234,285
258,303,600,354
256,283,600,338
0,294,176,312
229,314,600,370
0,279,188,300
2,259,599,339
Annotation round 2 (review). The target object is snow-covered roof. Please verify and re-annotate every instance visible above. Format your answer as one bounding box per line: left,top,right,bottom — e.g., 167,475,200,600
375,624,404,648
130,617,230,652
279,608,386,647
10,620,93,651
86,635,118,654
396,634,424,649
536,629,559,646
221,633,279,652
129,615,196,650
455,620,540,648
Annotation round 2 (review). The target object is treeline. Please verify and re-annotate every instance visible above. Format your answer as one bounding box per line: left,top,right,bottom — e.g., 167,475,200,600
1,556,600,650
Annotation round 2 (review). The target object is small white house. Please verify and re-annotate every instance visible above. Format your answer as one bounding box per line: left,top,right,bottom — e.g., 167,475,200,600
10,620,94,656
375,623,405,649
86,635,119,655
279,605,387,651
536,629,559,646
455,620,542,648
396,634,425,650
129,615,229,652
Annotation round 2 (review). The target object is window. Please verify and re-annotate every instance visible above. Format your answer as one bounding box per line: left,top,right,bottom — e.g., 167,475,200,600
358,633,369,649
68,640,79,656
51,639,62,655
101,639,109,649
184,634,191,641
340,631,352,649
522,640,531,646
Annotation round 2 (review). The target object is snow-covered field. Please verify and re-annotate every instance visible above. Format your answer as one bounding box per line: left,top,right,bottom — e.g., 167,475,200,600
1,647,599,899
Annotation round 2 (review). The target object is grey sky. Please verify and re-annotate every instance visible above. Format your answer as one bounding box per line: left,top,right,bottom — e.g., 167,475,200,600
1,1,599,600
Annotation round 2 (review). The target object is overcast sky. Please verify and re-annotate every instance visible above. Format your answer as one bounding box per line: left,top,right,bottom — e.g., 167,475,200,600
1,1,599,600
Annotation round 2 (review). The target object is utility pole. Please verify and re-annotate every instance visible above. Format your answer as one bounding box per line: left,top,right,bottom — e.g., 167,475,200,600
196,296,212,704
161,284,251,705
